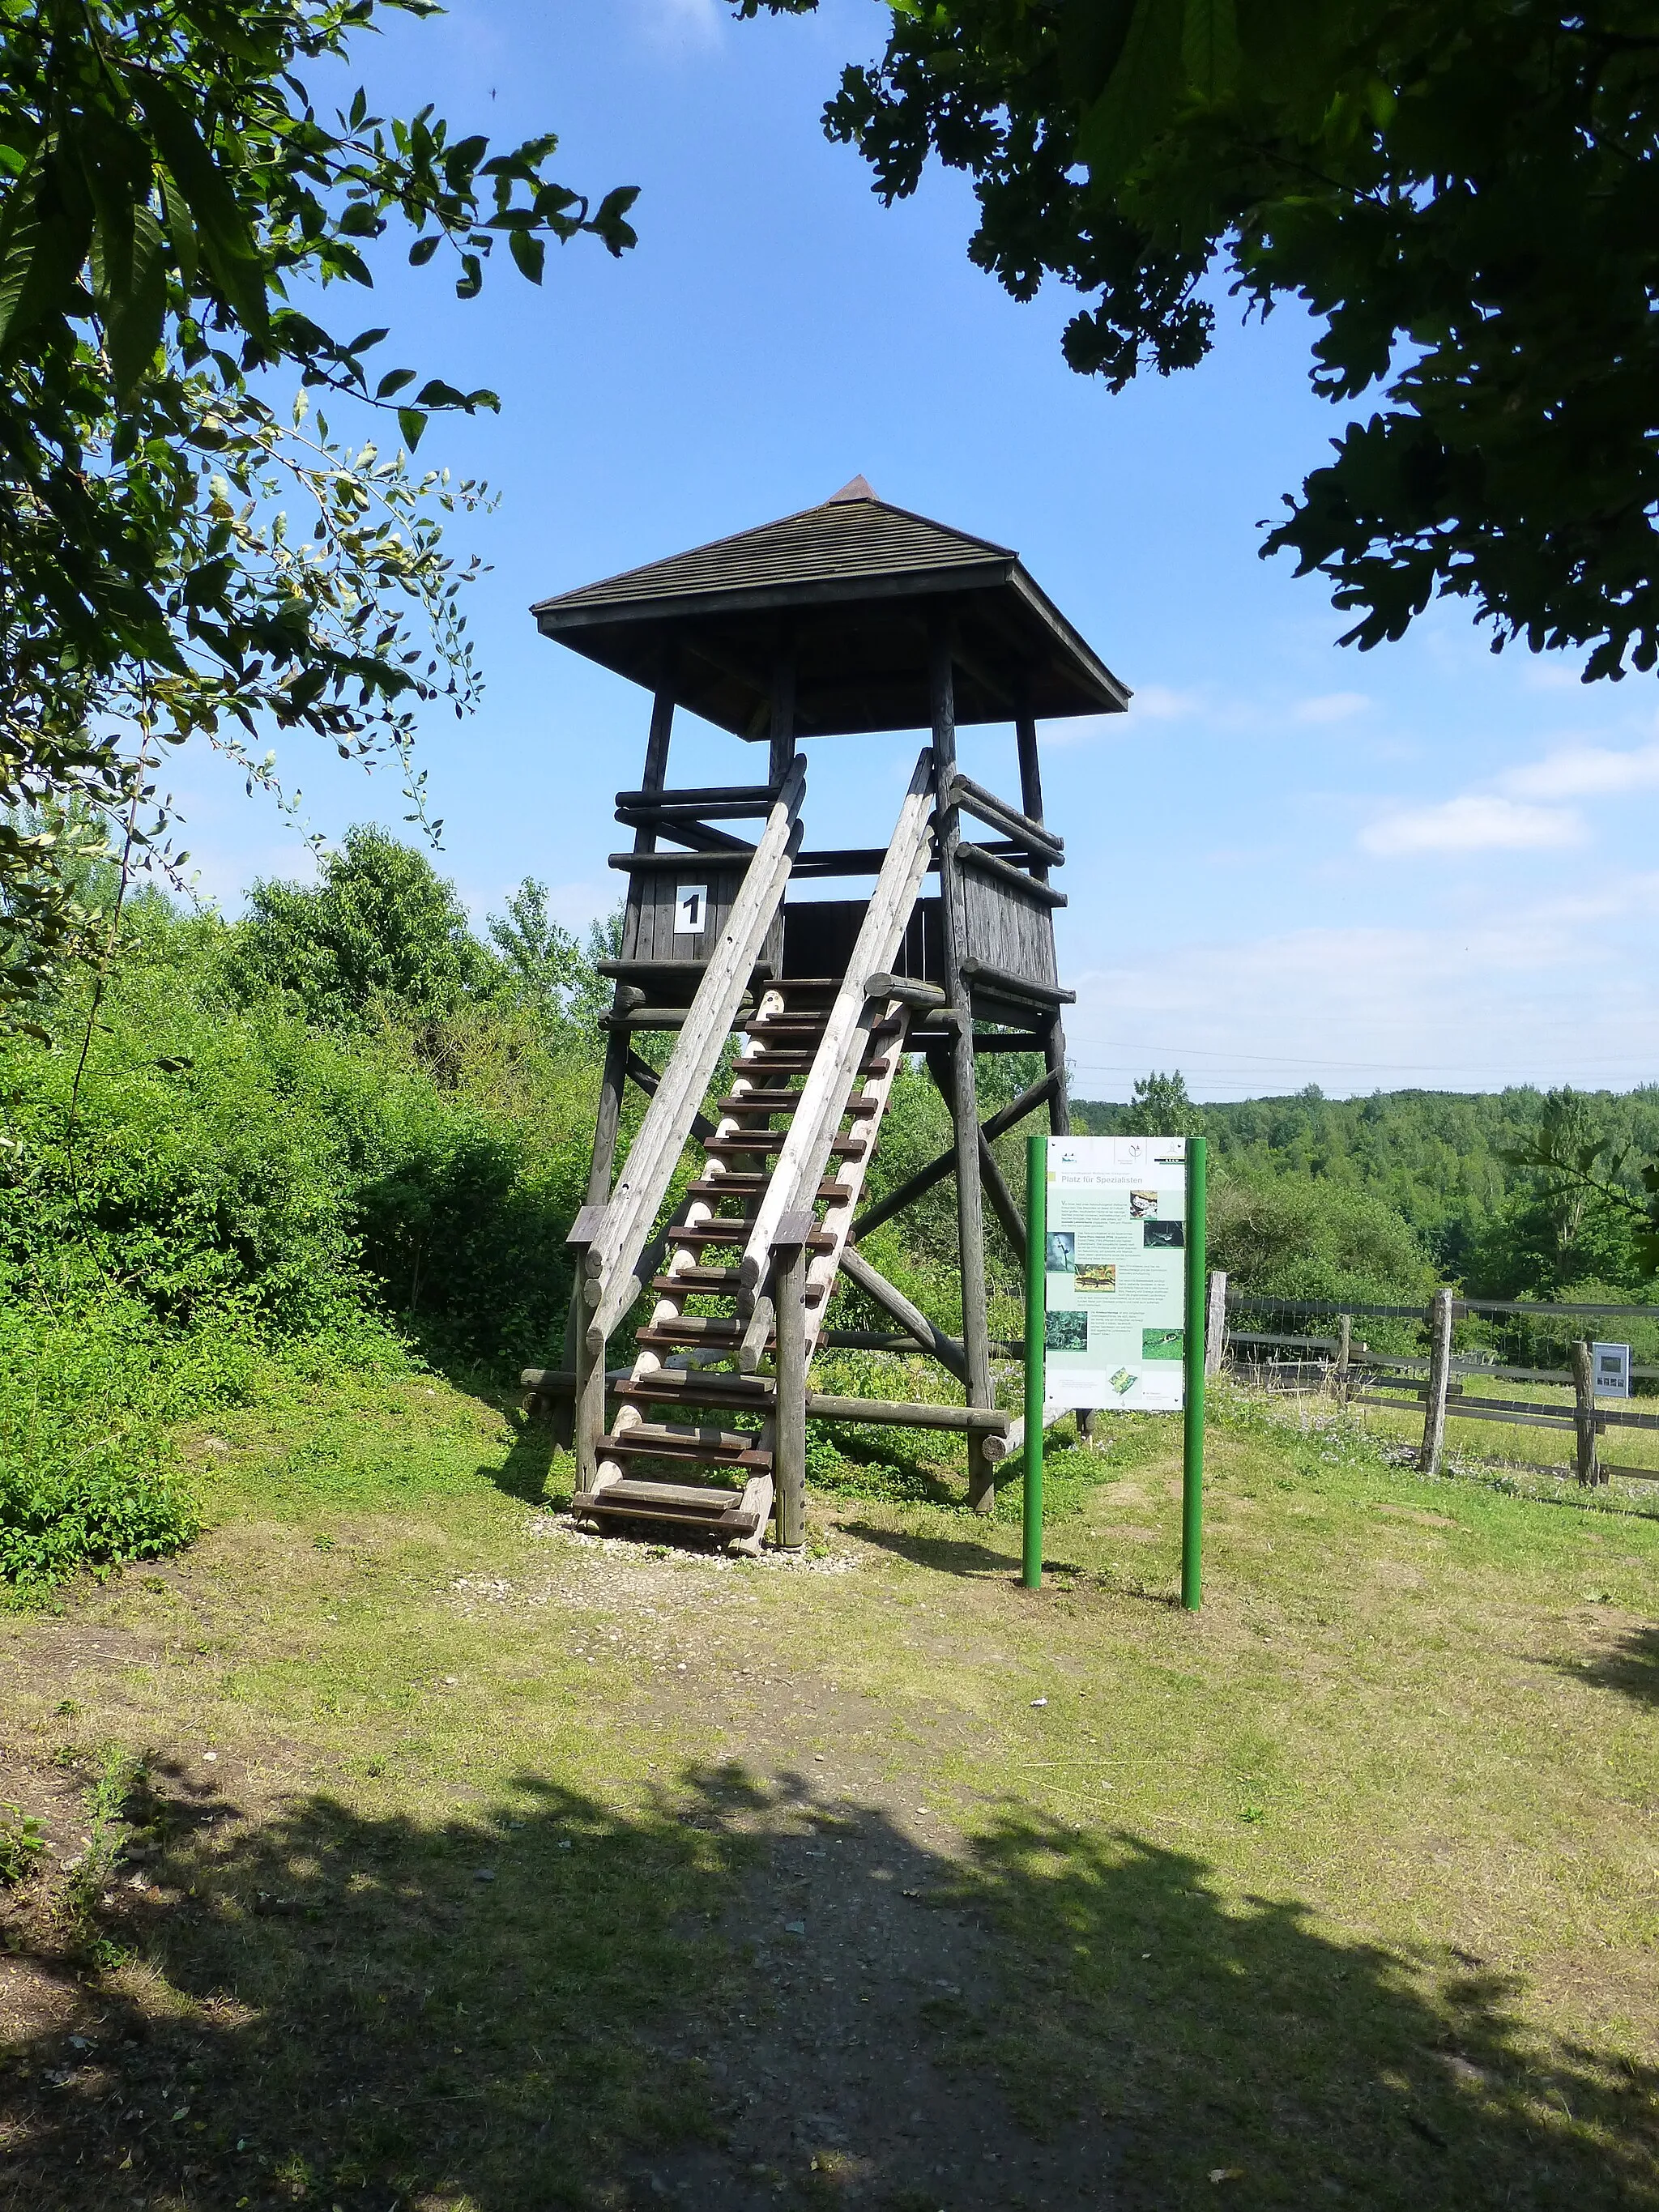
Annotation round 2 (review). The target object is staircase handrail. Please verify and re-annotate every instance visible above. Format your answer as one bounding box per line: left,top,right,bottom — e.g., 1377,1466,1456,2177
737,747,936,1289
584,752,807,1342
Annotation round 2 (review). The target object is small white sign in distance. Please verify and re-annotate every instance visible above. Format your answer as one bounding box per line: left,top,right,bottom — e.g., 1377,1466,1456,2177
1591,1340,1631,1399
674,884,708,934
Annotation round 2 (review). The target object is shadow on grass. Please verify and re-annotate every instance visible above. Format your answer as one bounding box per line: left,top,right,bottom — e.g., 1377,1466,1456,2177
1550,1622,1659,1707
482,1404,569,1505
3,1762,1654,2211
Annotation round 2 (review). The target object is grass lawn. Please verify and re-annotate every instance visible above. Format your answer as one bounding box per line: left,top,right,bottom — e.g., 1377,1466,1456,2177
0,1371,1655,2210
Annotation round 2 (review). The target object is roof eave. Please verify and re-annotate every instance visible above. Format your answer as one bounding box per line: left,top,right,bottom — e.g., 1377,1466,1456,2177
531,557,1019,635
1005,565,1132,712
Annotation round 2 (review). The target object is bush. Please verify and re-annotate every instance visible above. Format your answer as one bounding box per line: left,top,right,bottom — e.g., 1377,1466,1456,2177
0,906,599,1367
1207,1176,1436,1307
0,1296,211,1590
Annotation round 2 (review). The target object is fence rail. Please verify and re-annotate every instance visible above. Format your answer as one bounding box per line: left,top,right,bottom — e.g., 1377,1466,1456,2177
1215,1272,1659,1488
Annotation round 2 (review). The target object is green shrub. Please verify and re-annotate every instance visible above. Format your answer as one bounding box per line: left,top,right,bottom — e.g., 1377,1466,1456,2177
1207,1175,1436,1308
0,905,599,1369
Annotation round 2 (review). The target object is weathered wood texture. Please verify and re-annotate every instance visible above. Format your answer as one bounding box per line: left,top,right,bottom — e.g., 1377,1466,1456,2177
804,1393,1011,1436
929,632,996,1513
586,757,807,1344
782,897,945,987
774,1239,808,1549
1205,1270,1228,1377
1572,1340,1602,1485
1420,1287,1454,1476
740,748,936,1285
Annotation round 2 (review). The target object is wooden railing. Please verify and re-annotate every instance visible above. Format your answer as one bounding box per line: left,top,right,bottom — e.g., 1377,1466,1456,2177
577,752,807,1349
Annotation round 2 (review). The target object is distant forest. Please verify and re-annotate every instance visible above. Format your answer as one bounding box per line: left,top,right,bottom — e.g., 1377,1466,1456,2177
1072,1081,1659,1302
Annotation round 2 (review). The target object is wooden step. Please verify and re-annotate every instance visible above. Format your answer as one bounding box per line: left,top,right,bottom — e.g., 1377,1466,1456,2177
616,1371,774,1410
650,1266,743,1292
704,1134,866,1157
684,1176,847,1203
715,1090,805,1115
714,1089,880,1116
733,1052,892,1077
599,1428,771,1470
671,1221,836,1251
638,1317,744,1346
576,1477,749,1521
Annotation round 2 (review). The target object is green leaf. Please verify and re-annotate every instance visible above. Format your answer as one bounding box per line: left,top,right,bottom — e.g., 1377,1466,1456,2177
338,202,382,237
508,228,544,283
375,368,416,399
398,407,427,450
104,205,168,401
159,172,198,289
1181,0,1239,100
134,80,267,335
1075,0,1184,192
407,232,441,266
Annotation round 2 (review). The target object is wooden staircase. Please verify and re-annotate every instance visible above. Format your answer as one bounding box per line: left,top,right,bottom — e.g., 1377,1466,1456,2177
570,749,937,1549
574,982,911,1544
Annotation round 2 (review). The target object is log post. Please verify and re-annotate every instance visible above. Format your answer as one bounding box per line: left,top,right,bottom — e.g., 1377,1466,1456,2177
1205,1269,1228,1379
769,647,796,790
557,680,676,1448
1014,710,1070,1136
1335,1311,1352,1403
1572,1340,1601,1486
571,1257,605,1494
931,630,996,1511
1421,1287,1454,1476
774,1236,808,1550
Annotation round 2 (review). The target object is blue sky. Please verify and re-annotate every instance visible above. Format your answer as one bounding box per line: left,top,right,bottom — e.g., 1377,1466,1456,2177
171,0,1659,1102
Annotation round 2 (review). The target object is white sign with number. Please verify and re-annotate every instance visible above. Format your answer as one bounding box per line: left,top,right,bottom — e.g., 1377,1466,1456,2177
1592,1340,1631,1398
674,883,709,934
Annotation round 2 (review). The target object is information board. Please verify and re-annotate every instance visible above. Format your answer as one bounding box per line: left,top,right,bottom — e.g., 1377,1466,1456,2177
1042,1135,1188,1412
1592,1340,1631,1399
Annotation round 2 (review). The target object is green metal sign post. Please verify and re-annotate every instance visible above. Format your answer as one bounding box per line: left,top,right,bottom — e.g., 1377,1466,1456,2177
1023,1131,1205,1604
1023,1131,1047,1591
1182,1136,1208,1611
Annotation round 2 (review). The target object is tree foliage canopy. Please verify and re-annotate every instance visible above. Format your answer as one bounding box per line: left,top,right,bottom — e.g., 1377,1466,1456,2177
748,0,1659,681
0,0,634,1008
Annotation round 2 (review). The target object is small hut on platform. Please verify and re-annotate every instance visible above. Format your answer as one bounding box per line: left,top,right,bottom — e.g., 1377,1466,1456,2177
523,478,1128,1549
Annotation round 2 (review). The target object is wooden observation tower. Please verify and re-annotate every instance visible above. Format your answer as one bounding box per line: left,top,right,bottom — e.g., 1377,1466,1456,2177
527,478,1128,1550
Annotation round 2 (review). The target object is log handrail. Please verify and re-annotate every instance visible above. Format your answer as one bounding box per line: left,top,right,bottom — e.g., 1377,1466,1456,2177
736,748,936,1291
581,753,807,1345
942,772,1064,865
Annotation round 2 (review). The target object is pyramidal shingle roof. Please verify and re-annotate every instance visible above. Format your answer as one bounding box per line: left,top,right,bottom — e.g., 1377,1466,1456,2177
531,480,1014,620
531,479,1128,736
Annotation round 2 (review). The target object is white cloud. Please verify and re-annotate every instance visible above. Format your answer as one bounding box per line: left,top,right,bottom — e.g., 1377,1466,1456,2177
1358,794,1584,856
1292,690,1371,725
1063,913,1659,1098
637,0,722,42
1125,683,1198,722
1502,740,1659,801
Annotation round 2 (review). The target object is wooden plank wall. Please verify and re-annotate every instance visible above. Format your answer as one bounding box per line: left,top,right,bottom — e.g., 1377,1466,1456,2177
959,867,1059,989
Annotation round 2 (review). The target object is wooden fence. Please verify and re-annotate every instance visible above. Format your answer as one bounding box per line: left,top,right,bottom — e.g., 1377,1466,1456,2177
1216,1276,1659,1488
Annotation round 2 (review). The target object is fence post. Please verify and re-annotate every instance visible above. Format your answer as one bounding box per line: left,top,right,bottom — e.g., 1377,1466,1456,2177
1335,1313,1352,1404
1421,1288,1454,1476
774,1236,808,1549
1571,1340,1601,1487
1205,1268,1227,1378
